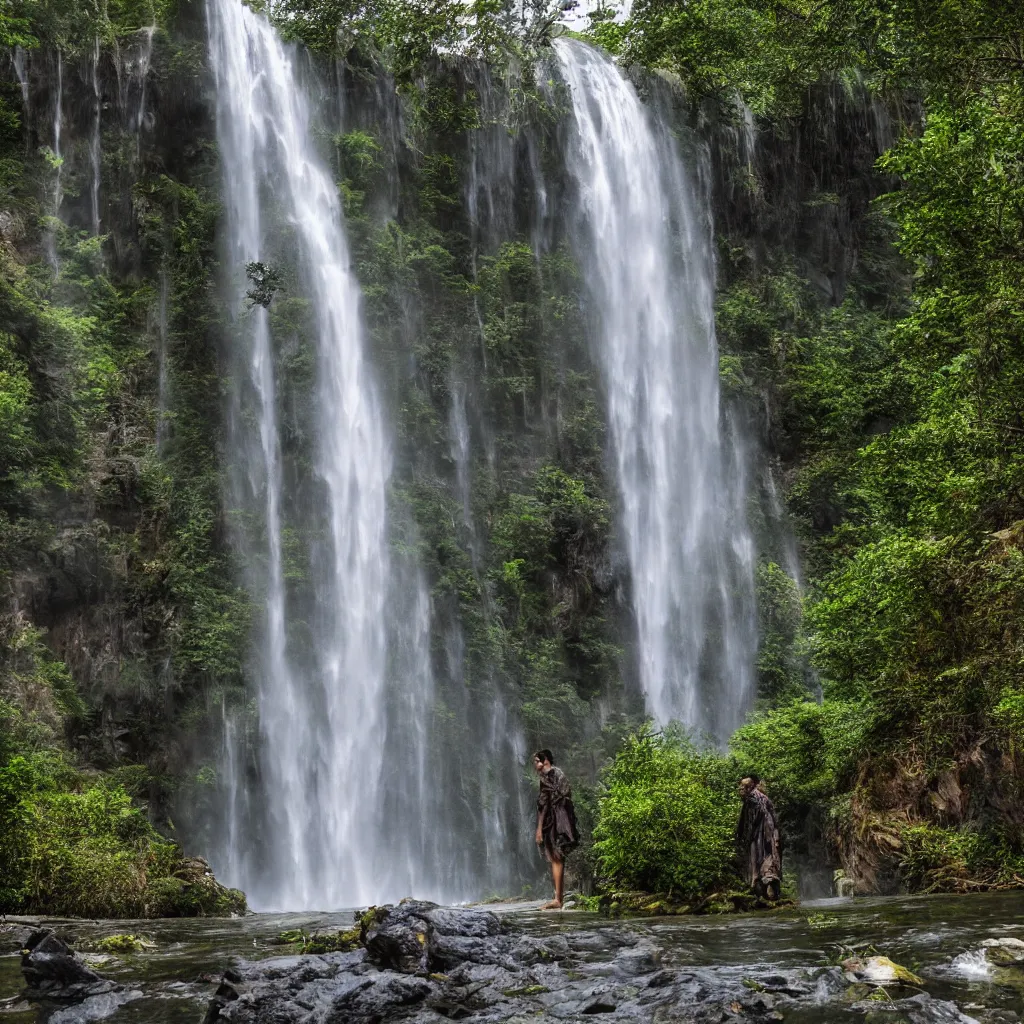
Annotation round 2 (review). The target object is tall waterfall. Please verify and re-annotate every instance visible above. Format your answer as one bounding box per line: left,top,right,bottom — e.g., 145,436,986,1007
207,0,444,909
554,39,757,738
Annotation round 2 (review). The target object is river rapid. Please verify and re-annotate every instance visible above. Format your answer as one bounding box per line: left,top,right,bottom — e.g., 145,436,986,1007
2,892,1022,1023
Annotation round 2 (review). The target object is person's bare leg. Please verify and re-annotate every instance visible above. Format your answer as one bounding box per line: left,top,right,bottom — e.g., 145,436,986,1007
542,860,564,909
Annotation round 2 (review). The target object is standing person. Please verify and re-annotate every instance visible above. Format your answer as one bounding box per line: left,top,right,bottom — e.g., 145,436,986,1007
736,774,782,901
533,749,578,910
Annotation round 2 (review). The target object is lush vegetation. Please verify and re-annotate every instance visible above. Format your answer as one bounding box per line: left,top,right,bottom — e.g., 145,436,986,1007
2,0,1024,914
593,730,738,899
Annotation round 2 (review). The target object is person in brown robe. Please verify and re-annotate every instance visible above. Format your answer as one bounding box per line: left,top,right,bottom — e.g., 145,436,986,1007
736,774,782,900
533,749,578,910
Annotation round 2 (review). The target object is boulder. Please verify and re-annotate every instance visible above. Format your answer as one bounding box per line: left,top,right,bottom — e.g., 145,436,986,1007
363,900,506,974
21,930,119,1001
980,937,1024,967
841,955,923,987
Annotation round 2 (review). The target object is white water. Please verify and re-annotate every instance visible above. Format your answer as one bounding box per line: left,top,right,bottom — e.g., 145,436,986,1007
120,27,156,160
949,950,993,980
45,50,63,272
155,264,171,455
12,46,29,111
554,39,757,737
90,38,102,236
208,0,446,909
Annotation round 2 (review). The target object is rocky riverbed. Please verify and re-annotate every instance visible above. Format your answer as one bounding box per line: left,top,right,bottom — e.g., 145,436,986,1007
2,892,1023,1023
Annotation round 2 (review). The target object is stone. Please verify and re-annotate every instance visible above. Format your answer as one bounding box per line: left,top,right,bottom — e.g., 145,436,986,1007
841,955,923,986
981,937,1024,966
833,868,856,897
322,973,433,1020
46,989,145,1023
21,930,119,1001
201,905,954,1024
0,210,25,242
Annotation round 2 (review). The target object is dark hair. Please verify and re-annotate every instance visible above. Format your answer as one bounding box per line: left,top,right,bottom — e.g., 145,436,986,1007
741,773,761,786
534,749,555,766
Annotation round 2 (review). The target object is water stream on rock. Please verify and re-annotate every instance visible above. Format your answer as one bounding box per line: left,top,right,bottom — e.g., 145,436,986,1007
45,50,63,272
553,39,757,737
89,38,101,236
154,263,170,456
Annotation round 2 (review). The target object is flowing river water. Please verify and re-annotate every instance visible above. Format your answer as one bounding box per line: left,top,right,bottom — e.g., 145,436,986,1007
2,894,1023,1023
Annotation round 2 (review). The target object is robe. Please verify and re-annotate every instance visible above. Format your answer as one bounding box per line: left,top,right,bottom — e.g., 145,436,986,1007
737,787,782,896
537,765,579,863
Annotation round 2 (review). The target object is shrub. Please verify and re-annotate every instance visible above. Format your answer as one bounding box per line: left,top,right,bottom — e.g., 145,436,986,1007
730,698,864,824
593,728,738,898
0,754,246,917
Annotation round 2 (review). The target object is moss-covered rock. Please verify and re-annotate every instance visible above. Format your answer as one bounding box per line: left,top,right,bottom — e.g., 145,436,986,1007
277,926,362,954
142,858,246,918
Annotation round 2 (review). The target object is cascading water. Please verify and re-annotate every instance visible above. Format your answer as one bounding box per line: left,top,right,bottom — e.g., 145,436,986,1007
45,50,63,271
553,39,757,738
90,38,102,236
12,46,29,112
155,263,170,455
120,26,156,161
208,0,446,909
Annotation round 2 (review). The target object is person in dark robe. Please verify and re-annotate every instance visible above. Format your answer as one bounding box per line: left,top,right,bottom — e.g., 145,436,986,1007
533,749,578,910
736,774,782,900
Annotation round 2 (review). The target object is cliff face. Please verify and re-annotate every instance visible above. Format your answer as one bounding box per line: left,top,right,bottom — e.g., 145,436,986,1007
2,0,927,905
3,10,222,784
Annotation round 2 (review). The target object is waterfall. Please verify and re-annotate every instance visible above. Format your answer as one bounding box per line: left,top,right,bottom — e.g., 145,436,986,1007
45,50,63,272
207,0,444,909
90,38,102,236
155,263,170,455
121,26,156,160
553,39,757,739
12,46,29,112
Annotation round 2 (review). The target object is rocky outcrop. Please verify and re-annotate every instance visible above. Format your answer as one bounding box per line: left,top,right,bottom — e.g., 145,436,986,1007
20,930,118,1001
201,902,979,1023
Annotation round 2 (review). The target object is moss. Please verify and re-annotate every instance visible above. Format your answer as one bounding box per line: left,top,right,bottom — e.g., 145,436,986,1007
277,927,362,954
143,863,247,918
92,934,155,953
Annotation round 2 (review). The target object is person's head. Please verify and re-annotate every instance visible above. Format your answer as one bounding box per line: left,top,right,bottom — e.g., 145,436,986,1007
533,749,555,773
738,774,760,799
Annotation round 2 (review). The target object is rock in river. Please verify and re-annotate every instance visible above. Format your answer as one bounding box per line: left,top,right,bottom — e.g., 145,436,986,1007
202,901,978,1023
21,930,119,1001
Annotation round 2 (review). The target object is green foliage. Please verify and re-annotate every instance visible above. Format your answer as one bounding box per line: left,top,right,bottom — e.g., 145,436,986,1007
245,261,281,309
731,699,864,823
0,753,245,917
269,0,566,77
618,0,856,115
754,562,805,700
593,729,738,898
277,926,363,953
897,822,1024,892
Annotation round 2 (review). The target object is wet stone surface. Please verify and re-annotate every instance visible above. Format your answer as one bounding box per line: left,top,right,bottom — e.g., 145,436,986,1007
198,901,990,1023
1,892,1023,1023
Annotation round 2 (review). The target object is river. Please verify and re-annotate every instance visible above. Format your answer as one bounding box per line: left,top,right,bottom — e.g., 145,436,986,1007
2,892,1022,1022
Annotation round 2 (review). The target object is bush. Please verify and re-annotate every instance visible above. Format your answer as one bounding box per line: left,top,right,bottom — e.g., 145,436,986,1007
897,822,1024,893
730,699,864,824
593,729,738,898
0,754,246,917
